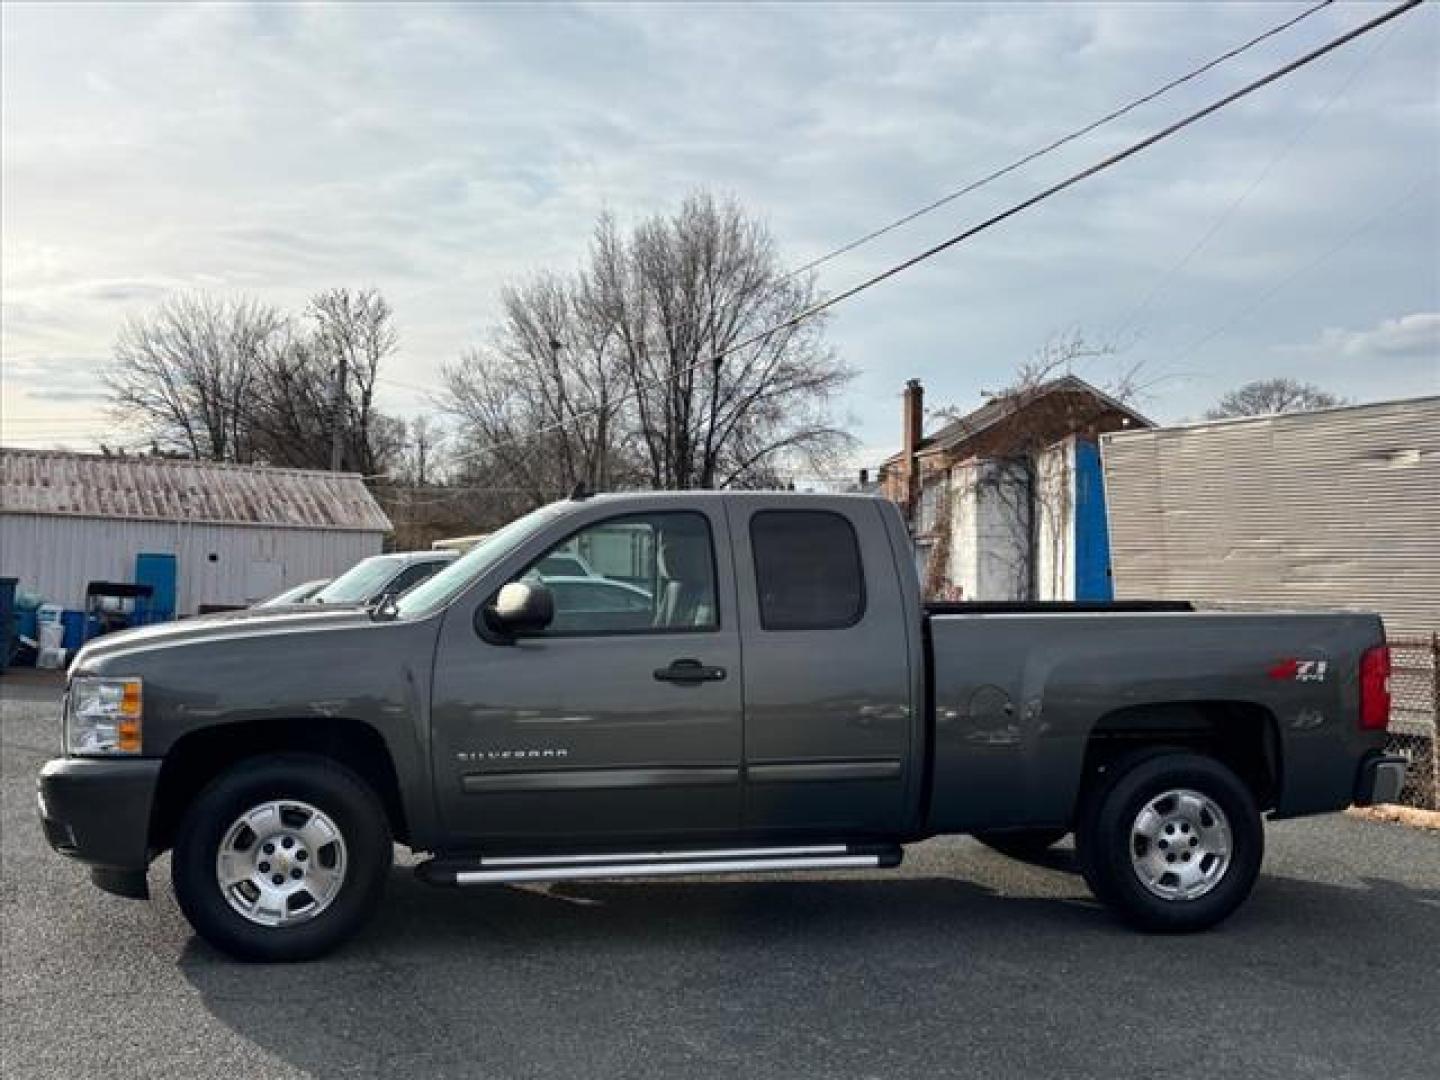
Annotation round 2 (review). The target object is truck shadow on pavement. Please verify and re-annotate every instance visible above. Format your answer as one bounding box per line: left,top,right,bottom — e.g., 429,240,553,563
175,859,1440,1079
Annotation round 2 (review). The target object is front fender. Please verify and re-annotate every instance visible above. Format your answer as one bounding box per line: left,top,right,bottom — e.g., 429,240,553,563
82,615,445,850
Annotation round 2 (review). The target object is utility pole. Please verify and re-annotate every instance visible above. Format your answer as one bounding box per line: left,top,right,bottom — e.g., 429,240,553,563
328,348,347,472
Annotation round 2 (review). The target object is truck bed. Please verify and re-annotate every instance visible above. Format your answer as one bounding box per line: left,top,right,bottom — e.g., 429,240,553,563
922,607,1387,834
925,600,1194,615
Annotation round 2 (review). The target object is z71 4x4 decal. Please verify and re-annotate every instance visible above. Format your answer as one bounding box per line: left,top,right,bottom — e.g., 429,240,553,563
1268,658,1329,683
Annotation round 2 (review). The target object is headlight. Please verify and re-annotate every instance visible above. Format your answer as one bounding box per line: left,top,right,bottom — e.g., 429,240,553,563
66,677,143,756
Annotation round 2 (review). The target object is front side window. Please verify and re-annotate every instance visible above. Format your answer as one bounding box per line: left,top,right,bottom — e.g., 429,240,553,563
516,512,719,636
751,510,866,631
395,502,569,619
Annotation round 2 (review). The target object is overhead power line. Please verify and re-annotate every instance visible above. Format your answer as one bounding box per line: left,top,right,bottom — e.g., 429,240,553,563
781,0,1338,284
1,435,154,450
1109,13,1405,346
380,0,1336,423
447,0,1423,470
374,373,444,396
1166,170,1432,369
2,416,114,426
765,0,1423,345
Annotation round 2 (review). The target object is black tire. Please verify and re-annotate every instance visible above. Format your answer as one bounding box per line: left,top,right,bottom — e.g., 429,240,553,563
972,828,1069,861
1075,750,1263,932
171,753,392,962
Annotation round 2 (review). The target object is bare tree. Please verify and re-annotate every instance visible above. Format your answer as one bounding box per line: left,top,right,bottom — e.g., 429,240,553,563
106,293,287,461
369,479,529,552
305,288,399,474
1204,378,1344,419
246,333,407,474
444,192,855,499
593,195,853,489
107,288,408,474
400,415,443,486
244,330,333,468
444,269,637,503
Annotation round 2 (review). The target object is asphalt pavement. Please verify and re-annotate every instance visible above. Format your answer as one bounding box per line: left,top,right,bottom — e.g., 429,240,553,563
4,671,1438,1080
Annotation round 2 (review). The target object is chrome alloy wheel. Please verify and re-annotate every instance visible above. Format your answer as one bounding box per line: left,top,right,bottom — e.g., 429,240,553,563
215,800,348,927
1129,788,1232,901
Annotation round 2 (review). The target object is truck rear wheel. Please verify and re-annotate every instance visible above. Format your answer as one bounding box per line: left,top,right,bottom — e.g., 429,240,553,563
972,828,1068,861
171,754,392,962
1075,750,1262,932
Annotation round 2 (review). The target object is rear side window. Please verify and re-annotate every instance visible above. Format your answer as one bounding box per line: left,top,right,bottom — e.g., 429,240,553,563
750,510,865,631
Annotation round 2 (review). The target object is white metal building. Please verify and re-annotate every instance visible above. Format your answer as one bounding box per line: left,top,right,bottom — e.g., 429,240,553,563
1100,396,1440,637
893,376,1147,602
0,450,392,614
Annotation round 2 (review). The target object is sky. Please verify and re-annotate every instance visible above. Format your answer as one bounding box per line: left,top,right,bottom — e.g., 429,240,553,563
3,1,1437,472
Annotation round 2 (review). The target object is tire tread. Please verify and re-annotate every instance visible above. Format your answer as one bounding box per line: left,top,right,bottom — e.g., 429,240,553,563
1075,749,1263,933
171,752,392,962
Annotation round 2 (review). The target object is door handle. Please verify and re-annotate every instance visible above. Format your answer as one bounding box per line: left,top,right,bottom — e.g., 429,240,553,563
654,658,727,684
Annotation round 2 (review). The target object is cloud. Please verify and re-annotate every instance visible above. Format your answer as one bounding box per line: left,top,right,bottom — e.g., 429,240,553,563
22,387,110,403
74,280,180,304
1312,312,1440,360
1255,312,1440,409
1275,311,1440,361
2,0,1437,453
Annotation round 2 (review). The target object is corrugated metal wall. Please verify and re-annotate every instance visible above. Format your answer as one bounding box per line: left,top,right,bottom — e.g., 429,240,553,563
1101,397,1440,637
0,515,383,613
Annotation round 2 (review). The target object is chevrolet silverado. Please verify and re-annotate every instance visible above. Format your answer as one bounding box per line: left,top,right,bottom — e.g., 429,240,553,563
38,491,1405,960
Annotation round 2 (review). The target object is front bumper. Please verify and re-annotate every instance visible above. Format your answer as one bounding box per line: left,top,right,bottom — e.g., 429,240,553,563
37,757,161,898
1354,752,1407,807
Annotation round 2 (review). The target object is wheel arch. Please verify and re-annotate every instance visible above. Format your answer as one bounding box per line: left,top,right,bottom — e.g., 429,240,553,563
1078,700,1281,815
150,717,410,855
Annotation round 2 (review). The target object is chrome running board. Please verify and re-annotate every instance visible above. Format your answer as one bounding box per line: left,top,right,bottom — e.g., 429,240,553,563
416,843,902,886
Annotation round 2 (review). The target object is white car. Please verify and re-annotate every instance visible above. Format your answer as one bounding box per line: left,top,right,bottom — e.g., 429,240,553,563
310,552,458,606
534,551,597,578
253,579,330,608
534,575,654,634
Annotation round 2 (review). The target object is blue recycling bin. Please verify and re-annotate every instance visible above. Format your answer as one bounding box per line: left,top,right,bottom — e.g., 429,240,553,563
0,577,15,673
60,611,87,650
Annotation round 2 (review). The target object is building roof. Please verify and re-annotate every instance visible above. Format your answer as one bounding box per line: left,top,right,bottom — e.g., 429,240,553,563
1102,391,1440,440
880,374,1153,468
0,449,393,533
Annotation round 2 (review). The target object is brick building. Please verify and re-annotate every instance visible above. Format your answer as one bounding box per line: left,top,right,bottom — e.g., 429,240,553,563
875,375,1150,600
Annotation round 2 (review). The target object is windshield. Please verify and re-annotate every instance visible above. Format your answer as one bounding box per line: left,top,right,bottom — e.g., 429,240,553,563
255,580,324,607
394,502,571,619
312,556,405,605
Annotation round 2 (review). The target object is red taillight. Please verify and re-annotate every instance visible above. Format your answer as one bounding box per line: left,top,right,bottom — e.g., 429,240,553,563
1359,645,1391,731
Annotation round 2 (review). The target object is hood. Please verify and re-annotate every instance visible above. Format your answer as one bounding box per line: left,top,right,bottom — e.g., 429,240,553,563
201,600,365,622
70,606,377,672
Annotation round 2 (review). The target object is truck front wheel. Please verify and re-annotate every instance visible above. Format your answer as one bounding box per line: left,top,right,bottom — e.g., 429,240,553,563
171,754,392,962
1075,751,1263,932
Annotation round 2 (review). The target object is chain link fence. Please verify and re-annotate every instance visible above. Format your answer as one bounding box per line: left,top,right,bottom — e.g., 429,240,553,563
1387,635,1438,810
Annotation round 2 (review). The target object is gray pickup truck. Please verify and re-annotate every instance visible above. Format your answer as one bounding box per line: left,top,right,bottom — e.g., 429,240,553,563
38,491,1405,961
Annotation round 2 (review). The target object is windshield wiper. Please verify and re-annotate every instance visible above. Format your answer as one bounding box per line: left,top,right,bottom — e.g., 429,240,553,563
367,593,401,622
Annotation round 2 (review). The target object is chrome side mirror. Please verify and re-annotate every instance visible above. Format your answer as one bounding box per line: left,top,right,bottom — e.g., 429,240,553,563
485,580,554,640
